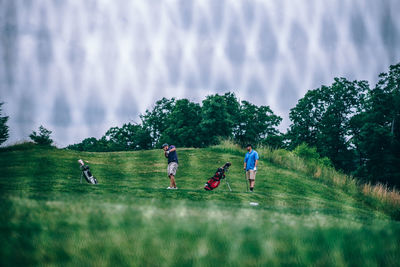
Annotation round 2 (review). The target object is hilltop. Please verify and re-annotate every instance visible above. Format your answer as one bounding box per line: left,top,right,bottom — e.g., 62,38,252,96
0,142,399,266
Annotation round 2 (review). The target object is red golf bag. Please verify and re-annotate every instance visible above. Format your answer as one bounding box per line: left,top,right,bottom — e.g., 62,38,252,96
204,162,231,191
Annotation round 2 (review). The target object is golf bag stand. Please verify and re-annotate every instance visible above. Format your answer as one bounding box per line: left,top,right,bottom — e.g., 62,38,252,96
204,162,231,191
225,176,232,192
78,159,98,184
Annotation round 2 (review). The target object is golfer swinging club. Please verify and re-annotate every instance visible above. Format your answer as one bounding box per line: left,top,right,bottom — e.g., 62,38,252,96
244,144,259,192
162,143,178,189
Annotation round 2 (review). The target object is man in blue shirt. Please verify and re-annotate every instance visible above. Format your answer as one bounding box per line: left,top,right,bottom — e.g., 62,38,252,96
162,143,178,189
244,144,259,192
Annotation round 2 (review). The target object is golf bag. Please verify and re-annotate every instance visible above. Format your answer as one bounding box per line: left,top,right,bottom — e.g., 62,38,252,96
204,162,231,191
78,159,98,184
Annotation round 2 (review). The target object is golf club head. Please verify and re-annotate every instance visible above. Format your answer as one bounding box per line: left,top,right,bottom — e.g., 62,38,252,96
222,162,231,173
223,162,231,168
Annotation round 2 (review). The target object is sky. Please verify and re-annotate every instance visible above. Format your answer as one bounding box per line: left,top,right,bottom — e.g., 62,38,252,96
1,0,400,147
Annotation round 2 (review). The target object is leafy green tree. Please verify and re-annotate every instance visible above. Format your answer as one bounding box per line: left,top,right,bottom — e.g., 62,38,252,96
287,78,368,172
200,93,240,145
234,101,282,146
67,137,100,151
80,137,101,151
141,98,175,148
317,79,369,171
352,63,400,186
103,123,152,151
222,92,241,129
68,123,152,152
287,89,326,148
0,102,9,146
68,92,283,150
104,126,123,150
262,134,285,149
161,99,203,147
29,125,53,146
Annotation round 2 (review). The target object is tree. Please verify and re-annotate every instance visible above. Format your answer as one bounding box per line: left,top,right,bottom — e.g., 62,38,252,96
352,63,400,186
29,125,53,146
103,123,152,151
287,78,369,172
141,98,176,148
67,137,101,151
0,102,9,146
287,89,325,149
262,134,285,149
67,92,283,150
234,101,282,146
161,99,203,147
67,123,152,152
316,79,369,171
200,93,240,145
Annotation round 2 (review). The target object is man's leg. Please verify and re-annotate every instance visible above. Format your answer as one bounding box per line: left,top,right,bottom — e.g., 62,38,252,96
169,174,176,188
172,163,178,188
246,171,250,191
249,180,255,191
249,170,256,191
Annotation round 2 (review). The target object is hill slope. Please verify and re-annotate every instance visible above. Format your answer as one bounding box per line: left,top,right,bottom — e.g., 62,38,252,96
1,143,400,266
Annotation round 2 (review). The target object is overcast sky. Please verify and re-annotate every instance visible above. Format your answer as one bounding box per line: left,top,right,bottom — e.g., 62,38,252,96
1,0,400,147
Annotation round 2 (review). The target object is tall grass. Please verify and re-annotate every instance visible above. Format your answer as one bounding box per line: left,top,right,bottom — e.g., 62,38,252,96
263,146,400,219
361,183,400,204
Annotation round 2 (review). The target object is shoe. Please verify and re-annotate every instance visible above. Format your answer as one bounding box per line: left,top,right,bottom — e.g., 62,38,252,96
172,187,178,189
167,187,173,189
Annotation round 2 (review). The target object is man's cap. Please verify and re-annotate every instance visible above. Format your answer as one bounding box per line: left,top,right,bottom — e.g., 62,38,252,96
246,144,252,148
162,143,169,148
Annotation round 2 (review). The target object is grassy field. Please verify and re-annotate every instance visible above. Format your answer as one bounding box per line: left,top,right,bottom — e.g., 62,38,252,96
1,143,400,266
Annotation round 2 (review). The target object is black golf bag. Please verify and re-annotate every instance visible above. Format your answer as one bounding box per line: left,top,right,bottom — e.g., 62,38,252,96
79,159,98,184
204,162,231,191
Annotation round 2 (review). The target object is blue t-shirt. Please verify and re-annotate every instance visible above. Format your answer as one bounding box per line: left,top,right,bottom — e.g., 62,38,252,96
244,150,259,171
167,145,178,164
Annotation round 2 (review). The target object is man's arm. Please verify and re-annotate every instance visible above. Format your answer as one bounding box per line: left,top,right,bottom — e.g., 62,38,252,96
169,147,176,152
254,152,259,169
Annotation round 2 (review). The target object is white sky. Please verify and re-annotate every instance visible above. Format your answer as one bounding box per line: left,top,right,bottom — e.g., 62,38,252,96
1,0,400,147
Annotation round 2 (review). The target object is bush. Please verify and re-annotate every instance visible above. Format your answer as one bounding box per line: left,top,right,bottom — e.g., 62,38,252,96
293,143,333,168
293,143,320,161
29,125,53,146
319,156,333,168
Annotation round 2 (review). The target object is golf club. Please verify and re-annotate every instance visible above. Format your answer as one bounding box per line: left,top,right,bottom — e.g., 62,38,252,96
244,170,249,192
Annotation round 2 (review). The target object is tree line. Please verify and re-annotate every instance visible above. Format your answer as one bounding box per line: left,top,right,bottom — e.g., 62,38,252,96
66,92,283,151
287,63,400,187
1,63,399,187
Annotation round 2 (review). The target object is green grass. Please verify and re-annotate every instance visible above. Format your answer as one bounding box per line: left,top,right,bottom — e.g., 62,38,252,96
1,143,400,266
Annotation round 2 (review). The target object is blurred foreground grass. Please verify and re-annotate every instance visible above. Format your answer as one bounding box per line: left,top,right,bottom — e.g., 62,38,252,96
1,143,400,266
